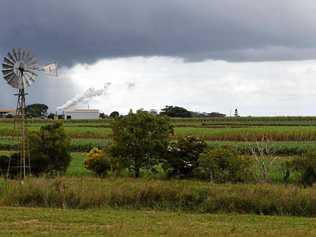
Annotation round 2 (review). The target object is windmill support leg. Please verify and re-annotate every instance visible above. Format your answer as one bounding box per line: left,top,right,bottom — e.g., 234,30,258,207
15,89,29,179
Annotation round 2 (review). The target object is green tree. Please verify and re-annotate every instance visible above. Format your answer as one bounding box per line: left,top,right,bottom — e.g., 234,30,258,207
29,122,71,175
26,103,48,117
160,105,192,117
164,136,207,178
110,110,173,177
109,111,120,118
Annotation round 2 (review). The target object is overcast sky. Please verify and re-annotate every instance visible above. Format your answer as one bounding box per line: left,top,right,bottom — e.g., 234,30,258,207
1,0,316,115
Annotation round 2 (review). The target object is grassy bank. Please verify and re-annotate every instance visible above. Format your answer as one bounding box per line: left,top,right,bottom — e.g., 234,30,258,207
0,177,315,217
0,207,315,237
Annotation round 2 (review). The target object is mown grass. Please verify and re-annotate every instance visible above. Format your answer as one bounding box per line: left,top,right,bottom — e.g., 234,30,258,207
0,207,315,237
0,177,315,216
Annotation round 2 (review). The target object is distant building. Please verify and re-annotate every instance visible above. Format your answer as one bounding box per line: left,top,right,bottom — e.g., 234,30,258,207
64,109,99,120
0,109,16,118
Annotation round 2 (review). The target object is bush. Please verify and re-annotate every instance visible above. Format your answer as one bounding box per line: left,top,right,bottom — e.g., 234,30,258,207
84,147,111,177
28,122,72,176
164,136,207,178
196,147,254,183
290,150,316,186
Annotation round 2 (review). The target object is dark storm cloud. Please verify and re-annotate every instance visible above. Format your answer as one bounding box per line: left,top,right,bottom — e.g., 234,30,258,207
1,0,316,65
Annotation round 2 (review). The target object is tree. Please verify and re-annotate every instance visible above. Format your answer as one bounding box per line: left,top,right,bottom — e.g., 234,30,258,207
110,111,120,118
47,113,55,119
164,136,207,178
160,106,192,117
208,112,226,118
110,110,173,177
99,113,107,119
29,122,71,175
26,103,48,118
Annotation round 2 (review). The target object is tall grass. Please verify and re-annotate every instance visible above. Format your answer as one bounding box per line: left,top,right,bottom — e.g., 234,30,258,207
0,177,315,217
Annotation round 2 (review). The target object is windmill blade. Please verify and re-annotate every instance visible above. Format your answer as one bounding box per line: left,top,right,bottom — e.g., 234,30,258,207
7,52,16,63
22,76,31,87
2,63,14,70
17,48,23,61
16,48,21,61
4,56,15,66
12,49,18,61
2,70,14,77
24,49,33,64
21,49,27,61
24,68,38,78
8,77,19,88
27,57,38,67
24,72,36,82
4,73,16,83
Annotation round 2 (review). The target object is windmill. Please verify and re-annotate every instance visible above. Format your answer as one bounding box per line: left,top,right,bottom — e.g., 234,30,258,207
1,48,57,179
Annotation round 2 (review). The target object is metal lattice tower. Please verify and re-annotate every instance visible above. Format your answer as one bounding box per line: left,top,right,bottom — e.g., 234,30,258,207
2,48,57,179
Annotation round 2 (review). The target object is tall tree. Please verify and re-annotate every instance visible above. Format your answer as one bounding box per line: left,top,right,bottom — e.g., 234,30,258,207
26,103,48,117
160,105,192,117
110,110,173,177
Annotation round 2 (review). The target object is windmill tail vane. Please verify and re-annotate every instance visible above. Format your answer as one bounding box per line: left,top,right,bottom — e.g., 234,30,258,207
39,62,58,76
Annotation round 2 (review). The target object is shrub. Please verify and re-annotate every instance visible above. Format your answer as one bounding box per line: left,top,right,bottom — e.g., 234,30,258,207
110,110,173,177
164,136,207,178
84,147,111,177
196,147,254,183
290,150,316,186
29,122,72,176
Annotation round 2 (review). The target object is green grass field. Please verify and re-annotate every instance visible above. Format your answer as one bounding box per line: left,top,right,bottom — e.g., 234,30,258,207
0,207,315,237
1,117,316,235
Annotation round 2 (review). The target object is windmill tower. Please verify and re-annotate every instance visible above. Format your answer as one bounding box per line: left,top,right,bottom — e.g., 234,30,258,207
2,48,57,179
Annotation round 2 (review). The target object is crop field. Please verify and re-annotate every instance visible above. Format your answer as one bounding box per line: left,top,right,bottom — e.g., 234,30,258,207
1,117,316,235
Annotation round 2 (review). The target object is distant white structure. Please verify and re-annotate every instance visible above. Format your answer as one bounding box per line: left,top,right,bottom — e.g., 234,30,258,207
64,109,99,120
0,109,16,117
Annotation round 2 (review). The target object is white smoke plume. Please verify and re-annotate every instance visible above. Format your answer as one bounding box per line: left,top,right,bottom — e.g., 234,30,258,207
57,82,111,111
126,81,135,89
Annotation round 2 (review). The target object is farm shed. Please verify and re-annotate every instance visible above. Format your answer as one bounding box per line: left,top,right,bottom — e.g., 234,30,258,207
0,109,16,118
64,109,99,120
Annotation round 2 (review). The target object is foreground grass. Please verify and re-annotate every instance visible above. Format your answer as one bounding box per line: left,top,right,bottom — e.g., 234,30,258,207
1,177,315,216
0,207,315,237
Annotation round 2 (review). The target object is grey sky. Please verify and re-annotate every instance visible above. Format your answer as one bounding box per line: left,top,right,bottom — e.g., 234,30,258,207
1,1,316,115
1,0,316,65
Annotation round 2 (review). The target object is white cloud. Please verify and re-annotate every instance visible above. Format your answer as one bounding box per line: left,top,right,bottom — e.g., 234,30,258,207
57,57,316,116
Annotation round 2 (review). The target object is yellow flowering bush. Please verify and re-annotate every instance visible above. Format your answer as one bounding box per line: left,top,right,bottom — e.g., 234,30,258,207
84,147,111,177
